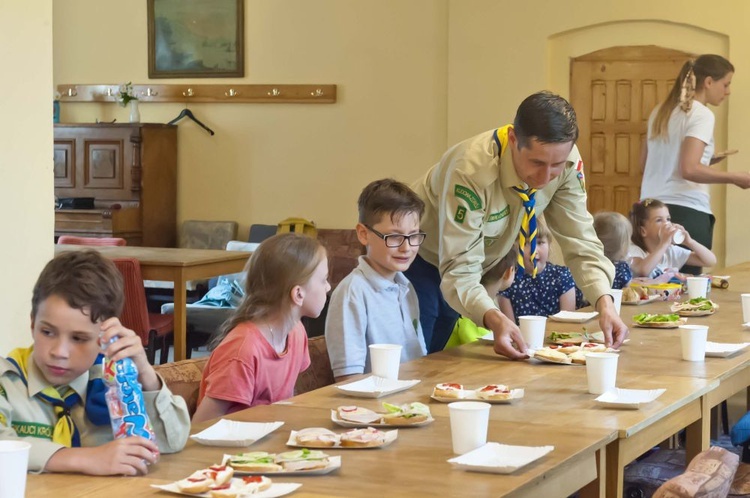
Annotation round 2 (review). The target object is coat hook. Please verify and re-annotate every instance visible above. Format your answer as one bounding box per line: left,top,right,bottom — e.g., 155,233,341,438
141,87,158,97
268,88,281,97
225,88,239,97
65,88,78,97
182,88,194,97
310,88,324,97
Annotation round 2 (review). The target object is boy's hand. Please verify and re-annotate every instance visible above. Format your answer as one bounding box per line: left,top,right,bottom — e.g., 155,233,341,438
47,436,159,476
100,318,160,391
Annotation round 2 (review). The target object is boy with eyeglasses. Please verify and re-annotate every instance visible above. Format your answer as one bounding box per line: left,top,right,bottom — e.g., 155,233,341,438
325,179,428,382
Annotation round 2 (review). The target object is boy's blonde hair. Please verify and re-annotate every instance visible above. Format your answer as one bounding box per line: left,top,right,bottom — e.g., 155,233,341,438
593,211,632,262
209,233,326,350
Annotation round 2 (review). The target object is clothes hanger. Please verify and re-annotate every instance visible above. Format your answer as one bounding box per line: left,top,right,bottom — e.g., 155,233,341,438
167,107,215,136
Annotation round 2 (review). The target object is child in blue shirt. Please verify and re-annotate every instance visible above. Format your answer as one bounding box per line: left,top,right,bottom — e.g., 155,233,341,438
499,218,575,322
576,211,633,308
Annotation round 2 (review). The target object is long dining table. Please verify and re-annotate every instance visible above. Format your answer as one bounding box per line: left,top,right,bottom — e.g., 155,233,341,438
54,244,251,361
26,263,750,497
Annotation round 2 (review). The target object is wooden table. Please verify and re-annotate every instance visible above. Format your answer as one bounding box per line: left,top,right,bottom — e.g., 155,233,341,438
27,404,616,498
54,245,250,361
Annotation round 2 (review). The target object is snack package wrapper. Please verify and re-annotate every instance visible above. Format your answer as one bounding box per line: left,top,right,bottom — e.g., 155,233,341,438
101,339,156,441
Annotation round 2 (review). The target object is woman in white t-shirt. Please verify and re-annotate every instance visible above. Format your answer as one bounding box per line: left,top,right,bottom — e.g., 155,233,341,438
628,199,716,279
640,54,748,274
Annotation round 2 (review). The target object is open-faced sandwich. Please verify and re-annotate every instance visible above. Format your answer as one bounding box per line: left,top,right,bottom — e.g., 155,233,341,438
433,383,463,399
622,285,651,304
207,476,273,498
547,332,586,345
532,347,572,364
275,448,331,471
226,451,283,473
381,402,431,425
475,384,513,401
339,427,387,448
548,343,581,354
336,406,382,425
671,297,719,317
175,464,234,494
632,313,685,328
294,427,339,447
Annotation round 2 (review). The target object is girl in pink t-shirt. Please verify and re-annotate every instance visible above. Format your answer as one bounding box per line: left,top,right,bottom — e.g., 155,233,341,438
193,233,330,423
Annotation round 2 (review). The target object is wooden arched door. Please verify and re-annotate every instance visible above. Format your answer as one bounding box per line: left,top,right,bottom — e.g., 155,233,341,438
570,46,693,215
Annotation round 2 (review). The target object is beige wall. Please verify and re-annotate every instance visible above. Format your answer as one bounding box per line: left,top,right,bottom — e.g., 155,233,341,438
0,1,54,352
52,1,749,264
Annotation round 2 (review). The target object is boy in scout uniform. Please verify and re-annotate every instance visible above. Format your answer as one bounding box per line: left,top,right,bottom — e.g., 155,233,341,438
406,91,629,356
0,251,190,474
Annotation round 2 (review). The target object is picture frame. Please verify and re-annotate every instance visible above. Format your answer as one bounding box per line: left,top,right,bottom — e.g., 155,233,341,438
147,0,244,79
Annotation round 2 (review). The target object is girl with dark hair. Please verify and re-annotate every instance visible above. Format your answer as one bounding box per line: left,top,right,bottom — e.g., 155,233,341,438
640,54,748,273
192,233,330,423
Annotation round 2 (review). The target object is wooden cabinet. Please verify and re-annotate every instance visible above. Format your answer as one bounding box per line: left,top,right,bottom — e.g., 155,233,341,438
54,124,177,247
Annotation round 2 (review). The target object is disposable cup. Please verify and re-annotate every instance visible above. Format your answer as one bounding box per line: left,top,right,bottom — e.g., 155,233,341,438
585,352,619,395
610,289,623,315
686,277,709,300
368,344,402,380
672,230,685,245
448,401,491,454
518,315,547,350
742,294,750,324
0,441,30,498
679,325,708,361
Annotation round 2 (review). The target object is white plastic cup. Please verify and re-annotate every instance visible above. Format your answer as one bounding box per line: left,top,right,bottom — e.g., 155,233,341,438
448,401,491,454
585,352,619,395
518,315,547,350
742,294,750,324
686,277,709,300
368,344,402,380
610,289,623,315
0,441,30,498
672,230,685,245
679,325,708,362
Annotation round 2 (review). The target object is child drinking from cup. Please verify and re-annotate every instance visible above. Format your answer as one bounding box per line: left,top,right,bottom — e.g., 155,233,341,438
628,198,716,278
193,233,330,422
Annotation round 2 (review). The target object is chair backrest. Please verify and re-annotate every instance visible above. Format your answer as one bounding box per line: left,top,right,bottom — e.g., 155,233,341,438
112,258,152,346
294,336,335,395
58,235,127,246
316,228,365,291
153,357,208,417
178,220,238,250
248,224,278,243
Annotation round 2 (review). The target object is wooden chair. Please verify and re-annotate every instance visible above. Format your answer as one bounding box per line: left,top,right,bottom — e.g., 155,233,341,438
153,357,208,417
57,235,127,246
294,336,335,395
113,258,174,365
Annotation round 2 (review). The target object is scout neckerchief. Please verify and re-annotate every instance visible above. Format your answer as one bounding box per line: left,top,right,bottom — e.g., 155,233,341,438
493,125,538,278
6,347,82,447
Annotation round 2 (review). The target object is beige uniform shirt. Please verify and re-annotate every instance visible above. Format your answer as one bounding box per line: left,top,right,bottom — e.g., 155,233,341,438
0,356,191,472
412,128,614,325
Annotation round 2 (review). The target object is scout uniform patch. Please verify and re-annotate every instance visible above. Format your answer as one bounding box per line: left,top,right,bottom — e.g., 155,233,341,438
575,159,586,192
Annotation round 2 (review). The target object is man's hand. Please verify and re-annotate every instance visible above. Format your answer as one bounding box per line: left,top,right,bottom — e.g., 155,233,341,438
595,295,629,348
483,309,528,360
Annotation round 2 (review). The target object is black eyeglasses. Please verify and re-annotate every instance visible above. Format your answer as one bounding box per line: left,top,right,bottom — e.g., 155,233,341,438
365,225,427,248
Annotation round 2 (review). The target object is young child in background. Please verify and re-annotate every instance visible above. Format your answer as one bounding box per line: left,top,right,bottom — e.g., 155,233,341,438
628,198,716,278
576,212,633,308
499,218,576,322
0,251,190,474
193,233,330,423
325,179,428,382
445,247,517,348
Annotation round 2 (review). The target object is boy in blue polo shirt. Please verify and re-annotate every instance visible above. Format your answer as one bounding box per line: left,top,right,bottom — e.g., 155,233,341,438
325,179,428,382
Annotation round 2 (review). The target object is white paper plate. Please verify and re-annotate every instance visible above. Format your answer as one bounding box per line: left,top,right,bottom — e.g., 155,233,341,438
594,388,666,409
448,442,554,474
286,429,397,449
743,322,750,330
705,341,750,358
549,311,599,323
622,295,661,306
430,388,525,404
330,409,434,428
150,480,301,498
190,420,284,447
479,332,494,343
222,454,342,476
336,376,421,398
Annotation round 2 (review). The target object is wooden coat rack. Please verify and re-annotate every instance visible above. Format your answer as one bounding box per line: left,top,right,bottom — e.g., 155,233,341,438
56,83,337,104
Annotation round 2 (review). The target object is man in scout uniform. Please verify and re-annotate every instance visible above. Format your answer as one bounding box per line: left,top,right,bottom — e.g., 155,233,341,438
407,91,629,357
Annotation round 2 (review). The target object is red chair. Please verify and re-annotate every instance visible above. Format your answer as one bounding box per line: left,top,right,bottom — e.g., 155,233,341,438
58,235,127,246
112,258,173,365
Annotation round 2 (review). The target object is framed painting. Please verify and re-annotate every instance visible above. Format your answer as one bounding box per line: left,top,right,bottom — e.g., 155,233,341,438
147,0,244,78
